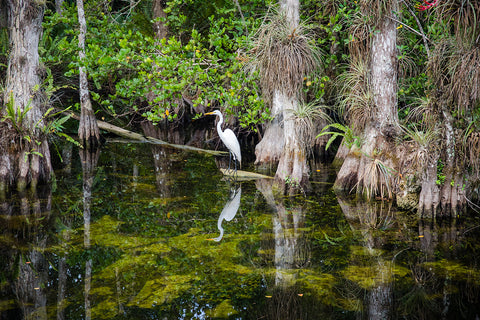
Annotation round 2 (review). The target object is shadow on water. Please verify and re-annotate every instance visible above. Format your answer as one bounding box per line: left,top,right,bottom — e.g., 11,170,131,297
0,140,479,319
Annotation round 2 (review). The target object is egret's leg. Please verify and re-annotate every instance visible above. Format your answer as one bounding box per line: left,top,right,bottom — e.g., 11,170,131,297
228,152,232,171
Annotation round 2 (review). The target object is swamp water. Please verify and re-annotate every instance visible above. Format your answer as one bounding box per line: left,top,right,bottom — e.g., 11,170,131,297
1,141,479,319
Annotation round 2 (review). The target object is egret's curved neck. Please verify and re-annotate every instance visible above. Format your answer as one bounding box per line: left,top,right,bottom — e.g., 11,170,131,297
216,114,224,133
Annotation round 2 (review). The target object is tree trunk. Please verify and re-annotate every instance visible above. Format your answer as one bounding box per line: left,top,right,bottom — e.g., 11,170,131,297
1,0,52,192
152,0,168,40
421,109,466,217
254,0,316,187
77,0,100,149
275,91,309,186
334,2,400,199
418,152,440,218
55,0,64,15
254,0,300,170
274,0,310,187
255,90,284,167
279,0,299,28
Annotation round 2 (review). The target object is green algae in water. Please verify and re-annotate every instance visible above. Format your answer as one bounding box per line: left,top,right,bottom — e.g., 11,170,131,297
1,142,480,319
129,275,196,308
206,299,239,318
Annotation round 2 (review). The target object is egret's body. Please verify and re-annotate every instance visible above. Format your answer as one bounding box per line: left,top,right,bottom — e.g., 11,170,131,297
205,110,241,172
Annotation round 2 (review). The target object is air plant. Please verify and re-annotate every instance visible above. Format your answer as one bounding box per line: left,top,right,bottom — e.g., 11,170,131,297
245,9,321,103
400,124,440,170
463,122,480,176
336,58,373,132
356,152,396,200
403,96,439,128
428,0,480,114
287,101,331,149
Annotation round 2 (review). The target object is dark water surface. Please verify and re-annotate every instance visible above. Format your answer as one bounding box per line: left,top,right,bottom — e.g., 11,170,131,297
1,142,479,319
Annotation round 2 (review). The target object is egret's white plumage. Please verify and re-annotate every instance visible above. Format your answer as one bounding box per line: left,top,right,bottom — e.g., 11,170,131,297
205,110,241,170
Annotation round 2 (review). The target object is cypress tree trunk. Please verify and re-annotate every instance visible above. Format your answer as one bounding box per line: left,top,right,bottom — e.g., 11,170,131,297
334,2,400,199
255,90,284,167
1,0,52,192
252,0,317,187
274,0,310,187
55,0,64,14
77,0,100,149
275,91,309,186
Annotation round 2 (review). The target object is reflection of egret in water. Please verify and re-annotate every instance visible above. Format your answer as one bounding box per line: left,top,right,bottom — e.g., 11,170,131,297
209,186,241,242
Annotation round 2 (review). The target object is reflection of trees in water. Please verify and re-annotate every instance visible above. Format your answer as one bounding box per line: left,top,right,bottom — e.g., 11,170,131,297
80,147,101,320
142,122,175,198
0,187,52,319
255,178,310,320
337,196,395,320
400,218,469,320
338,194,480,319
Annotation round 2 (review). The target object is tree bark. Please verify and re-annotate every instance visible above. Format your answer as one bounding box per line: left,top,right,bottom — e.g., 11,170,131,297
1,0,52,191
254,0,315,186
334,2,400,199
152,0,168,40
55,0,64,15
273,0,310,187
275,91,309,186
279,0,299,28
255,90,284,167
418,154,440,218
77,0,100,149
417,108,467,217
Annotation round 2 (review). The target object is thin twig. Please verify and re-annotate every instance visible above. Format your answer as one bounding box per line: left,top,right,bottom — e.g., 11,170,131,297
400,0,431,58
387,15,430,41
233,0,248,34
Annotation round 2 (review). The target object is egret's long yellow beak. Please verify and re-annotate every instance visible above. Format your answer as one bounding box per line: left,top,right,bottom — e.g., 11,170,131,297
204,112,214,116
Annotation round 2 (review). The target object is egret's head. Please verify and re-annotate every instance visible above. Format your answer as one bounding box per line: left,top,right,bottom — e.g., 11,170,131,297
205,110,221,117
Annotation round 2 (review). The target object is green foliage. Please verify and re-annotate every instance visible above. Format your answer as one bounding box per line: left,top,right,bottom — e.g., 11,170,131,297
316,123,361,151
39,1,270,131
1,93,32,133
0,27,7,72
436,159,445,185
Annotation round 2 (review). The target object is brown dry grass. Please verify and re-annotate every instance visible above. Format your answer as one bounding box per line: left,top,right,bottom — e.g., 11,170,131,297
429,0,480,113
465,130,480,176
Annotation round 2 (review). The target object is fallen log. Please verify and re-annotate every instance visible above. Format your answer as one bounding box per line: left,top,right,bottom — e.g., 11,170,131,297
67,112,226,156
219,168,273,180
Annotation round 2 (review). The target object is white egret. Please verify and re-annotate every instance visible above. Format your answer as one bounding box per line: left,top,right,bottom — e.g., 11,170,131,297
205,110,241,172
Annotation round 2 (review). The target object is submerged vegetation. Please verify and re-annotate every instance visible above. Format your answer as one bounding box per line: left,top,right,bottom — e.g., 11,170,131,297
2,143,479,318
